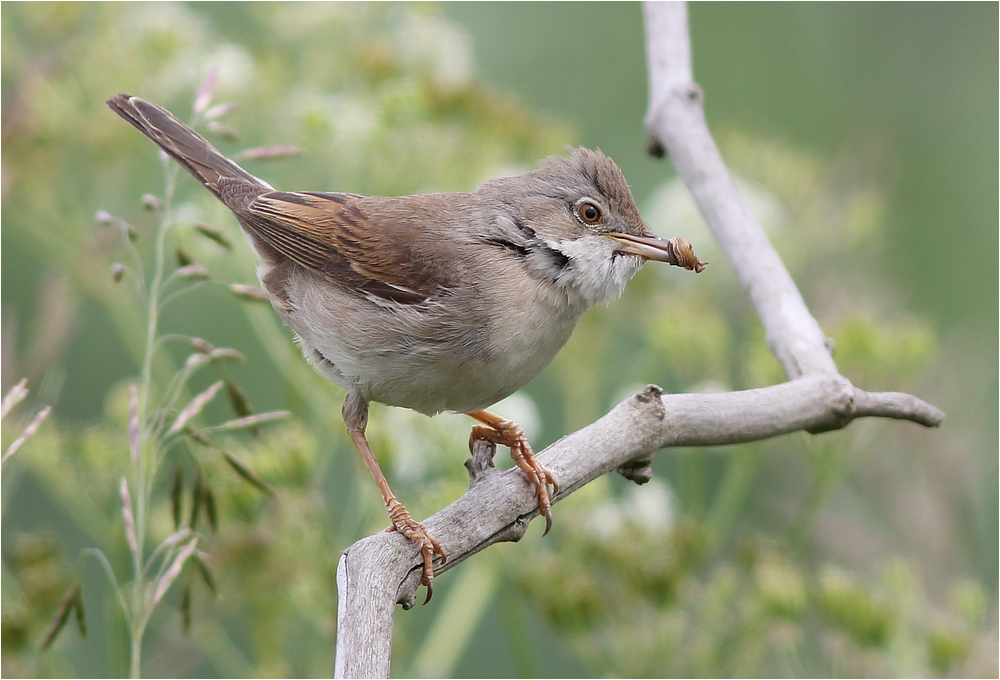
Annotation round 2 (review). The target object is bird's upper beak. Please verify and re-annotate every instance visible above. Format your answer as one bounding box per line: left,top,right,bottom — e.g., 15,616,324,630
604,232,707,273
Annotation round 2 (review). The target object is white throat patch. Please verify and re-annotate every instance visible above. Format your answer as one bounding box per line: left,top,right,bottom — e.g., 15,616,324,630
550,235,645,307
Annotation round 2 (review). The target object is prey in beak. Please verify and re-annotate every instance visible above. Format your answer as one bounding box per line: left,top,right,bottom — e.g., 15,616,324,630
605,232,708,273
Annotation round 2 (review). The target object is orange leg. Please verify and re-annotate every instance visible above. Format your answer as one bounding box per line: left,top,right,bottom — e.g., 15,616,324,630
465,409,558,534
344,391,444,603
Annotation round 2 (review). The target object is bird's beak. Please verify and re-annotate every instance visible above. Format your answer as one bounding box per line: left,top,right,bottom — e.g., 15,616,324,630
604,232,707,273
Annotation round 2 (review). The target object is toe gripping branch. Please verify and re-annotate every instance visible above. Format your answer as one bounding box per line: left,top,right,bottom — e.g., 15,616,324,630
386,498,445,604
467,412,559,534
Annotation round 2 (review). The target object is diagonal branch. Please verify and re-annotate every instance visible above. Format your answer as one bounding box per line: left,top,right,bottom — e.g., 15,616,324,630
333,3,944,677
643,2,836,379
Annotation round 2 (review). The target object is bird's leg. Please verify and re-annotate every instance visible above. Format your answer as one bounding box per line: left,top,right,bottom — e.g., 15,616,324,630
343,390,445,603
465,409,558,534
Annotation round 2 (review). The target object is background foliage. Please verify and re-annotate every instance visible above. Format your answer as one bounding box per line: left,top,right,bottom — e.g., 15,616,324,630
2,3,996,677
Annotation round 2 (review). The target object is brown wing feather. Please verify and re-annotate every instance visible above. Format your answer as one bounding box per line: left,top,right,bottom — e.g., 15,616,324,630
243,191,452,304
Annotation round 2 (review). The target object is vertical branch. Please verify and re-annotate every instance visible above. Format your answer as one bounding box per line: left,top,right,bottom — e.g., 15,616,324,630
334,546,399,679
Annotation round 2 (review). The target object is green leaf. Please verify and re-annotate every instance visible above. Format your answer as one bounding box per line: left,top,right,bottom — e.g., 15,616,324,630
203,478,218,532
181,581,192,634
184,426,215,448
194,222,233,249
191,553,218,596
41,583,81,650
224,379,254,419
170,463,184,530
72,584,86,640
189,465,204,529
222,451,275,496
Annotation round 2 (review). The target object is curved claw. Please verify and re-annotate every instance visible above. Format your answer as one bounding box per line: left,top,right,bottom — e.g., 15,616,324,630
387,499,446,604
419,542,437,604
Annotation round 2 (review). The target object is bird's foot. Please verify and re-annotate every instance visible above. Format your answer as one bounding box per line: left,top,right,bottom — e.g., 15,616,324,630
386,499,446,604
469,417,558,534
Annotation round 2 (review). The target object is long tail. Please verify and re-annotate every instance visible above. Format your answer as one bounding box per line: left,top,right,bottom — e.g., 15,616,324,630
106,94,268,202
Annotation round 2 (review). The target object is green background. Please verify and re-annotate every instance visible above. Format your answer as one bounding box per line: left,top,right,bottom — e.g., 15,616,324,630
2,3,996,677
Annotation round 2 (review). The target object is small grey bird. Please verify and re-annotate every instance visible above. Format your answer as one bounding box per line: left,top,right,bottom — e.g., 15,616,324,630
107,94,705,600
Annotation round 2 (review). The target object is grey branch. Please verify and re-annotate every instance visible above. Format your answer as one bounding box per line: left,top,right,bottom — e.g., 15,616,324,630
643,2,837,379
334,2,943,677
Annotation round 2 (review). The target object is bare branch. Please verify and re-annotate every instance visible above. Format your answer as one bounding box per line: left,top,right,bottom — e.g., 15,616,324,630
853,389,945,427
643,1,836,379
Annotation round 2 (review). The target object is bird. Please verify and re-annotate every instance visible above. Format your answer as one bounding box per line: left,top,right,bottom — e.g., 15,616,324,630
106,93,705,601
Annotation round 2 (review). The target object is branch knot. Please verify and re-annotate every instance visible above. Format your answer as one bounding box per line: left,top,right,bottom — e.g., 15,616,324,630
806,375,858,433
618,455,655,485
682,83,703,103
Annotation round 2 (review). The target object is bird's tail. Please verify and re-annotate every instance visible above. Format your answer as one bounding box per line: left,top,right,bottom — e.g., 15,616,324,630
106,94,268,199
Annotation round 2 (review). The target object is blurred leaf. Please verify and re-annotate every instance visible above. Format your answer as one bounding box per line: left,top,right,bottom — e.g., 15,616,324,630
928,623,974,675
170,462,184,529
41,583,81,650
181,581,192,634
203,478,218,531
221,450,275,497
194,222,233,249
72,585,86,641
175,246,193,267
818,568,895,648
189,465,204,530
191,554,218,596
224,379,254,419
184,425,215,448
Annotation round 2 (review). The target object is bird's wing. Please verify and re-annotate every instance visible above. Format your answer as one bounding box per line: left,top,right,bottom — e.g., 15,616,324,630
241,190,459,305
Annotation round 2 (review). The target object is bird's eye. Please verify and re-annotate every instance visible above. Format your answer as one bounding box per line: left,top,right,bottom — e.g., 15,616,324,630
576,200,603,225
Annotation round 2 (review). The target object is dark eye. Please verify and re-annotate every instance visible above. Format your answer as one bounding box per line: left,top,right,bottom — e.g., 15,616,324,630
576,200,603,225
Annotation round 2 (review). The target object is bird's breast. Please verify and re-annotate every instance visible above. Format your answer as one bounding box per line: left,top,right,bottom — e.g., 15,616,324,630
266,259,587,416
